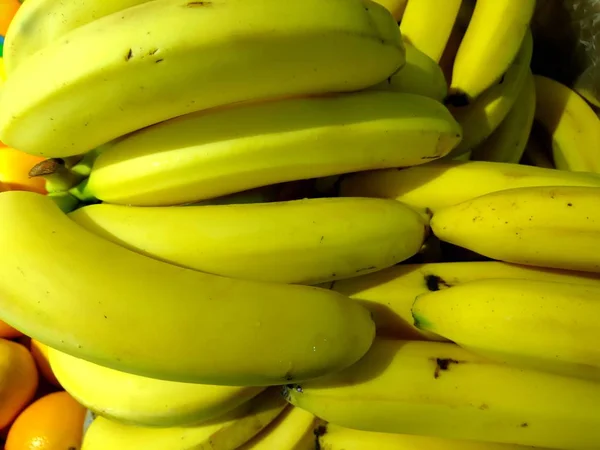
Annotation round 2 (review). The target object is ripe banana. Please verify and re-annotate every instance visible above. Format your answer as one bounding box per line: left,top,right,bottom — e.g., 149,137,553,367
340,160,600,215
533,75,600,173
0,191,375,386
371,42,448,102
316,423,553,450
81,91,461,206
448,30,533,157
82,388,287,450
372,0,408,21
471,69,536,163
330,261,600,341
48,348,264,427
0,0,405,158
399,0,463,63
69,197,428,285
449,0,535,101
3,0,153,75
413,279,600,381
284,339,600,449
431,186,600,273
238,407,317,450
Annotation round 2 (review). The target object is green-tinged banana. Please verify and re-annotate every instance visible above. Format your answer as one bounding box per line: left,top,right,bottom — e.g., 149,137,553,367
0,191,375,386
413,279,600,381
284,339,600,449
399,0,462,63
471,69,536,163
238,407,317,450
340,160,600,215
82,388,286,450
70,197,428,285
0,0,405,158
370,42,448,102
3,0,153,75
448,30,533,157
48,348,264,427
449,0,535,101
331,261,600,341
80,91,461,206
372,0,408,21
316,423,553,450
534,75,600,173
431,186,600,273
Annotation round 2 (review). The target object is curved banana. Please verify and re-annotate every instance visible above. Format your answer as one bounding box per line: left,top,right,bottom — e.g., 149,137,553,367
330,261,600,341
0,191,375,386
431,185,600,274
533,75,600,173
399,0,462,63
372,0,408,21
340,160,600,215
471,69,536,163
284,339,600,449
449,0,535,101
448,30,533,157
316,423,553,450
70,197,428,285
48,348,264,427
0,0,404,158
371,42,448,102
81,91,461,206
82,388,287,450
413,279,600,381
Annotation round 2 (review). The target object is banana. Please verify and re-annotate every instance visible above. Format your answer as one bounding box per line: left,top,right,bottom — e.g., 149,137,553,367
399,0,463,63
0,0,405,158
330,261,600,341
82,388,287,450
48,348,264,427
80,91,461,206
3,0,153,75
430,185,600,273
447,30,533,157
471,69,536,163
413,278,600,381
0,191,375,386
372,0,408,21
284,339,600,449
370,42,448,102
316,423,553,450
238,407,317,450
340,160,600,215
449,0,535,102
533,75,600,173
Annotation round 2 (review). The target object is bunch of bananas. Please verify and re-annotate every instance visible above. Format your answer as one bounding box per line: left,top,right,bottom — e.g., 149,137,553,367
0,0,600,448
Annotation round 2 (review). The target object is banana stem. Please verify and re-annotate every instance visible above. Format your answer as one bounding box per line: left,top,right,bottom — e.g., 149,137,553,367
68,178,98,203
48,192,80,213
29,158,85,193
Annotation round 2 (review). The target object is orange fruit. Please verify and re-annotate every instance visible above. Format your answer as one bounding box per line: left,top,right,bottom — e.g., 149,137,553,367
0,319,22,338
0,339,38,429
0,146,47,194
0,0,21,35
29,340,61,387
5,391,86,450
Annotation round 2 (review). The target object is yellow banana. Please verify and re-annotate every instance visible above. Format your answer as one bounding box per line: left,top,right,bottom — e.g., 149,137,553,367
0,0,404,158
431,185,600,273
81,91,461,206
82,388,287,450
372,0,408,21
471,69,536,163
330,261,600,341
399,0,463,63
413,278,600,381
371,42,448,102
70,197,428,285
340,160,600,215
284,339,600,449
533,75,600,173
0,191,375,386
449,0,535,101
316,423,553,450
48,348,264,427
448,30,533,157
